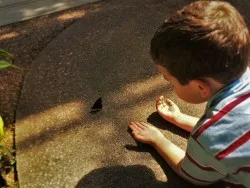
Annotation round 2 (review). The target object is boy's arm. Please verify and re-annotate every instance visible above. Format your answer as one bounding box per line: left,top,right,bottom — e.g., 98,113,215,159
129,122,221,186
156,97,200,132
173,113,199,132
152,136,213,186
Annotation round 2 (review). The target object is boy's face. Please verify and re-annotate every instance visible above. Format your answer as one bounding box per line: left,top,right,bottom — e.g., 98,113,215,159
157,65,208,104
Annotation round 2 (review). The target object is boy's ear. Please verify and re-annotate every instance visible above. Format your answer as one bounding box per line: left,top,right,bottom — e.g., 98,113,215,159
191,79,212,98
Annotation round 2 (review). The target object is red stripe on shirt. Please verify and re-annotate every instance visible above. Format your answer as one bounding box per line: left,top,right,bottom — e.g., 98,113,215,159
192,93,250,140
223,181,246,188
233,166,250,174
186,152,224,175
180,167,212,183
215,130,250,160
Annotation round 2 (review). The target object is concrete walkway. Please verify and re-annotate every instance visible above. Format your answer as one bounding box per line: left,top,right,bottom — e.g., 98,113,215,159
0,0,100,26
14,0,222,187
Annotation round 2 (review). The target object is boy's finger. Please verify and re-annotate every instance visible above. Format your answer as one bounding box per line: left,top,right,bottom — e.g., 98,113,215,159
156,102,165,111
156,97,163,104
135,122,146,129
156,96,166,107
166,98,174,106
132,130,139,137
132,130,138,134
156,100,161,109
156,99,163,110
141,122,150,127
128,123,133,130
129,122,137,130
130,122,143,131
156,96,164,104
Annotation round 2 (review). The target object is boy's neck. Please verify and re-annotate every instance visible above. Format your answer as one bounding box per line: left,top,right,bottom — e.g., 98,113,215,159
205,77,225,98
209,67,249,97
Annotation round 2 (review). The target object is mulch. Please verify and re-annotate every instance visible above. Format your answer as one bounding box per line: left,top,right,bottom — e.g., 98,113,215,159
0,1,105,187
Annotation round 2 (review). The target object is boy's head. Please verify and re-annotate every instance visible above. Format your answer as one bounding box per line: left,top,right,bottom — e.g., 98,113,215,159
151,1,250,103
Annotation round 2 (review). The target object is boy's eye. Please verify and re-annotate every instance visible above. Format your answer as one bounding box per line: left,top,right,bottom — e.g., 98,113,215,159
169,82,174,87
165,79,174,87
167,82,175,90
164,77,171,83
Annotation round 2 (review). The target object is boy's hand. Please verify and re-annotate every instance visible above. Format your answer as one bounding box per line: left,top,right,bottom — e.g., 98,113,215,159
129,122,166,146
156,96,182,124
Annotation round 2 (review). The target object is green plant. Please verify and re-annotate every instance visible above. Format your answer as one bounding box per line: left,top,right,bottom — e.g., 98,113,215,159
0,49,22,138
0,49,20,186
0,144,16,187
0,49,22,70
0,117,3,139
0,145,15,174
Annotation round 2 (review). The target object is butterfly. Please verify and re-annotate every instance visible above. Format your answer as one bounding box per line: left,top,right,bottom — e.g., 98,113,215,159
90,97,102,113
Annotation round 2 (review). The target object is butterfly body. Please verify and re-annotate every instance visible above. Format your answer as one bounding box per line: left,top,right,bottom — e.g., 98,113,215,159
90,97,102,113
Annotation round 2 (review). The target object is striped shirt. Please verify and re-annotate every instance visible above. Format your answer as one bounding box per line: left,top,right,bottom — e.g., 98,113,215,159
181,68,250,188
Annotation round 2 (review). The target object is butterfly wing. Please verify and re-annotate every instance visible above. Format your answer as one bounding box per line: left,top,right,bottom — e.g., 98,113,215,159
91,97,102,111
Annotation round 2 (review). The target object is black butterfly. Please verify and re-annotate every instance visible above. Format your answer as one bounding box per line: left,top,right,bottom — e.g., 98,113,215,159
90,97,102,113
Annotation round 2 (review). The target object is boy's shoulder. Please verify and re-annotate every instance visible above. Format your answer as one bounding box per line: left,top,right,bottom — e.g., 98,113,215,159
190,69,250,170
192,112,250,172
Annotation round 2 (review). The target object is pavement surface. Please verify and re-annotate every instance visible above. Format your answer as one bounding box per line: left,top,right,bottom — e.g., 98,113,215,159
15,0,250,187
0,0,100,26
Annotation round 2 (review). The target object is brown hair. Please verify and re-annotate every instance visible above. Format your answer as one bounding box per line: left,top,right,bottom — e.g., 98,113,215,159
151,1,250,85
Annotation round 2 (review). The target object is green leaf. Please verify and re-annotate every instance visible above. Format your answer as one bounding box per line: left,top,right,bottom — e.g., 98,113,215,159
0,60,12,69
0,60,23,71
10,159,15,166
0,116,4,138
9,148,15,154
0,49,14,58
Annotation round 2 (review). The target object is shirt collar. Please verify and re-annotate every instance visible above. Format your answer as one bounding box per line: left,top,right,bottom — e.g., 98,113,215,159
206,67,250,110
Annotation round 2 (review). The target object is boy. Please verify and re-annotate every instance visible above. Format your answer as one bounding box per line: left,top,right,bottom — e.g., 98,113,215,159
129,1,250,187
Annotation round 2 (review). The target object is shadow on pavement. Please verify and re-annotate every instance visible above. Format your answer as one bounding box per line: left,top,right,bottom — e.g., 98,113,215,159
123,144,225,188
147,112,189,139
76,165,167,188
124,145,195,187
76,156,225,188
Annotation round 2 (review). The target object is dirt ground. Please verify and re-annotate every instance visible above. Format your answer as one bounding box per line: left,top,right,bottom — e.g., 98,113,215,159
0,1,106,186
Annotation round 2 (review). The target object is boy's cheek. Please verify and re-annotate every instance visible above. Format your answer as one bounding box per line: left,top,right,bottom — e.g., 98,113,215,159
176,89,202,104
174,89,188,101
